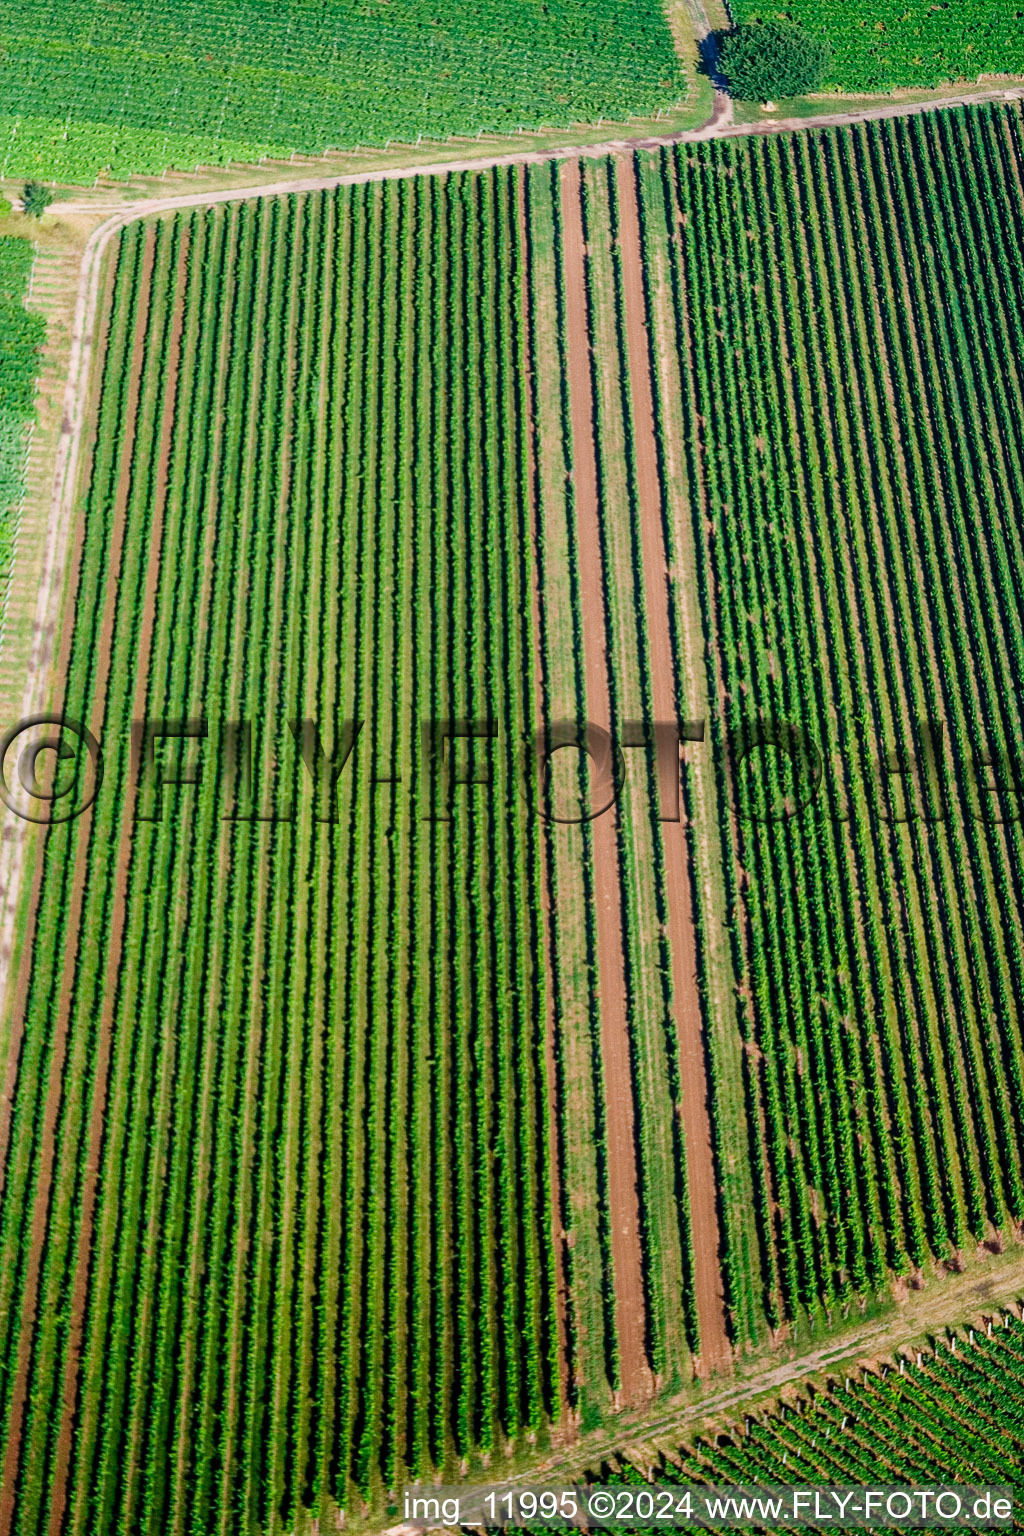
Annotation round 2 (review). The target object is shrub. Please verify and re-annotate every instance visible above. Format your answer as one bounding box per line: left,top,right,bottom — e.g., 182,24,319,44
21,182,54,218
719,20,832,100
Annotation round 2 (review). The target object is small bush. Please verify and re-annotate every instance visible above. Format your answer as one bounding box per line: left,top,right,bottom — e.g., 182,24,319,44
719,20,832,101
21,182,54,218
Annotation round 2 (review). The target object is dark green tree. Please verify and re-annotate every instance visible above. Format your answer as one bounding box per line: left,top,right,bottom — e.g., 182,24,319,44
21,181,54,218
719,20,832,101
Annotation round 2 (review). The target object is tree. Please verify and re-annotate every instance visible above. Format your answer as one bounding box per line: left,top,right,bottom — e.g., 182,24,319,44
719,20,832,102
21,181,54,218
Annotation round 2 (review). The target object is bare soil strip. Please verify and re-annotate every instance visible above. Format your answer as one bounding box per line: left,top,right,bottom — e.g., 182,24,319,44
613,156,730,1376
559,158,654,1407
516,164,572,1418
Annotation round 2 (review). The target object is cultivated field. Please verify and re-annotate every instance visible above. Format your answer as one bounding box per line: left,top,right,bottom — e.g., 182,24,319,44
0,0,686,184
0,137,741,1525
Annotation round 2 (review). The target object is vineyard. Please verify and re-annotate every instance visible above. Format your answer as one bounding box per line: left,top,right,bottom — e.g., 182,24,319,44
733,1,1024,92
4,71,1024,1536
634,100,1024,1335
0,236,43,640
0,0,685,184
586,1310,1024,1529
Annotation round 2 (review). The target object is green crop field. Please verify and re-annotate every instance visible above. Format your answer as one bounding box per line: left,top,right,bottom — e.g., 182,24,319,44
733,1,1024,92
0,0,685,185
0,146,725,1527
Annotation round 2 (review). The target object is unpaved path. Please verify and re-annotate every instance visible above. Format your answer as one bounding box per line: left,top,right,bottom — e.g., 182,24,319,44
676,0,734,131
559,157,654,1407
613,155,730,1377
51,84,1024,221
0,207,144,1014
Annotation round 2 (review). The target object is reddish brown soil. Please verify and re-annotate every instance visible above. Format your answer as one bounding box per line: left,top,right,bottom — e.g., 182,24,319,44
613,156,730,1375
559,157,654,1407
